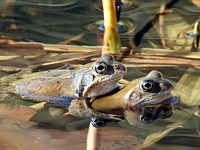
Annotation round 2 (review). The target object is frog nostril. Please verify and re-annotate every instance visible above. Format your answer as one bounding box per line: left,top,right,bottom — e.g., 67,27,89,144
114,64,119,69
114,64,126,71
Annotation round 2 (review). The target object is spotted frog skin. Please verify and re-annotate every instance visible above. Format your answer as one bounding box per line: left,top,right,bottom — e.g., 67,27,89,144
69,70,178,127
11,54,126,105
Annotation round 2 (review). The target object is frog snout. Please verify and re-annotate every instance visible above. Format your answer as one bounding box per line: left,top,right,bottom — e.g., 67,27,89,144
160,80,173,92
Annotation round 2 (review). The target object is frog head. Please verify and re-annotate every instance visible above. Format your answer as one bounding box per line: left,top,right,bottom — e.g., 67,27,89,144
124,70,178,124
124,70,174,107
73,53,127,98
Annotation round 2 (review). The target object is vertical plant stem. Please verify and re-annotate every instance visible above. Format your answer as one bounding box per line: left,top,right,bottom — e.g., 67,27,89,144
102,0,121,54
159,2,167,48
86,122,101,150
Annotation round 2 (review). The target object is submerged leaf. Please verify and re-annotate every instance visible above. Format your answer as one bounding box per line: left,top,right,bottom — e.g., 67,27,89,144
30,102,48,110
195,110,200,117
133,106,192,150
175,68,200,106
30,104,68,123
135,123,182,150
0,104,37,122
0,66,21,74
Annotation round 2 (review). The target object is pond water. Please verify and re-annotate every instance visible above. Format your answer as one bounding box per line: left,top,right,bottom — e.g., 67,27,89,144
0,0,200,150
0,0,199,47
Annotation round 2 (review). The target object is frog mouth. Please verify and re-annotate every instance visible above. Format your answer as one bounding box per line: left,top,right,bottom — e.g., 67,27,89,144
94,70,127,87
136,92,173,106
98,69,126,82
83,72,125,97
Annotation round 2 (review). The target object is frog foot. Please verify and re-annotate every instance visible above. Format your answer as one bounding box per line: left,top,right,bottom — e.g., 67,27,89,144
90,117,121,128
91,117,107,128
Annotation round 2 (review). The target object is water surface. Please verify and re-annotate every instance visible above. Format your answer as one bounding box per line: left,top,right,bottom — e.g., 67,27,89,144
0,0,200,150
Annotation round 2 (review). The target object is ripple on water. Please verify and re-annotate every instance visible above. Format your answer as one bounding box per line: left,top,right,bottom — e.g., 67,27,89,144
15,0,79,7
82,19,136,38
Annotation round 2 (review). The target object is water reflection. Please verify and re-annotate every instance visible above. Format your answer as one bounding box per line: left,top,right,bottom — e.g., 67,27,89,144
0,0,200,150
93,0,138,13
0,0,199,48
15,0,79,7
84,19,136,36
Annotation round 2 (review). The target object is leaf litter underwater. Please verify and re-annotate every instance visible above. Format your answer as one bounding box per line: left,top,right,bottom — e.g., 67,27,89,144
0,0,200,150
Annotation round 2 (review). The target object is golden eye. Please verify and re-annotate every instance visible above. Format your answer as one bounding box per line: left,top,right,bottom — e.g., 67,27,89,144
139,79,155,92
94,63,107,74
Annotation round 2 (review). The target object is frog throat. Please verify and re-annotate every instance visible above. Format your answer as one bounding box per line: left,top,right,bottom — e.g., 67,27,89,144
84,98,124,121
82,74,123,98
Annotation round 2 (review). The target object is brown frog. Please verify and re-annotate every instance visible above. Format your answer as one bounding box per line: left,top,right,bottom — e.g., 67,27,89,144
68,70,179,127
10,54,126,106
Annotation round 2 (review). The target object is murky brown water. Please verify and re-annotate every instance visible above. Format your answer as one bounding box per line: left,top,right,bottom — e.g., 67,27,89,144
0,0,200,150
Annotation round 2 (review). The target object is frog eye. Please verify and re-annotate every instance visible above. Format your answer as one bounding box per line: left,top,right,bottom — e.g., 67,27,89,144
139,79,155,92
94,63,107,74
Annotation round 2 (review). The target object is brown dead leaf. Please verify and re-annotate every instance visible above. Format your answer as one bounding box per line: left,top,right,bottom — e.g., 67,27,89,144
135,123,182,150
191,0,200,7
0,124,75,150
0,104,37,122
0,118,139,150
0,56,28,67
0,42,46,56
30,102,50,110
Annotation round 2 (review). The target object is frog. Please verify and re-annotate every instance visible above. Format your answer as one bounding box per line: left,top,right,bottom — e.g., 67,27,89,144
68,70,179,127
9,54,126,106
